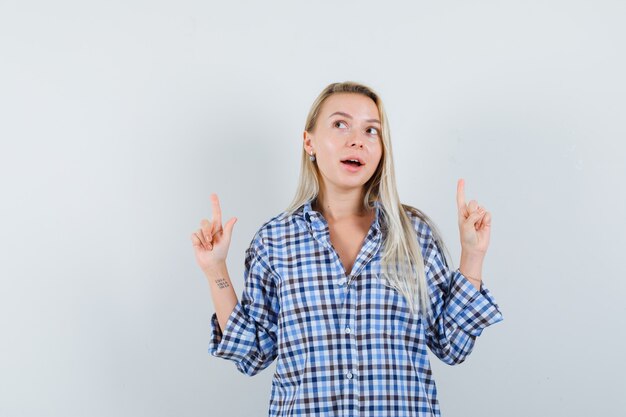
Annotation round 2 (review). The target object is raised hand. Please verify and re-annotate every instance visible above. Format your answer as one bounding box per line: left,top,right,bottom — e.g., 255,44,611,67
456,178,491,255
190,193,238,272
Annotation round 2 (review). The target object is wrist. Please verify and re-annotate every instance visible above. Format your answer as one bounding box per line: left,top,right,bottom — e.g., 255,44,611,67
458,268,481,282
202,261,228,276
459,250,484,282
460,248,485,261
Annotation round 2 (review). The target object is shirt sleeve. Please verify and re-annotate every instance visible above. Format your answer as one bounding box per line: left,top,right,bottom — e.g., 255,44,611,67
421,223,503,365
208,233,280,376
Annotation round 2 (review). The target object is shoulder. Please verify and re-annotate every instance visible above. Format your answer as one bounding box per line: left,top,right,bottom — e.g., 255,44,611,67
241,210,299,276
246,207,305,254
400,203,435,244
400,203,453,271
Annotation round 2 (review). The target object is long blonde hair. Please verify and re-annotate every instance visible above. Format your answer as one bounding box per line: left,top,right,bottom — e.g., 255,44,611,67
284,81,453,318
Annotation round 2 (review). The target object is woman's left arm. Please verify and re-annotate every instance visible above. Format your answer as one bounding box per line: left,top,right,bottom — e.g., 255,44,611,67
422,179,503,365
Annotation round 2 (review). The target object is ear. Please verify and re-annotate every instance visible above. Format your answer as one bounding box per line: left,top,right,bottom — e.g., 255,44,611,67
303,131,314,154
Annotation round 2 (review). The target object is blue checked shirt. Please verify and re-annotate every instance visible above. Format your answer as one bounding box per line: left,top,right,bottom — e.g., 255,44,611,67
209,198,503,416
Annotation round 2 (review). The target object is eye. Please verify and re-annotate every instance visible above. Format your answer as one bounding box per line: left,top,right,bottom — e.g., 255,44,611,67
367,127,379,135
333,120,347,129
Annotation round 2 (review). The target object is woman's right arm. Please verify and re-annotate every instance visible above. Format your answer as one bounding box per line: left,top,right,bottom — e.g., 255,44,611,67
191,193,279,376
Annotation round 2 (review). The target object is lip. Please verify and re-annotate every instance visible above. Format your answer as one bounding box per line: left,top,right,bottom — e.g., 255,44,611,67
340,160,364,173
340,155,365,166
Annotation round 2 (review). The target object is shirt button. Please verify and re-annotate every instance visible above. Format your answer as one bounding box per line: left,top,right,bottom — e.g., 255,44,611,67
346,372,353,379
345,326,351,334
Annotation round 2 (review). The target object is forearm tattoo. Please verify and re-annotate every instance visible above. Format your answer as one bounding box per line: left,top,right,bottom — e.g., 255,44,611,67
215,278,230,289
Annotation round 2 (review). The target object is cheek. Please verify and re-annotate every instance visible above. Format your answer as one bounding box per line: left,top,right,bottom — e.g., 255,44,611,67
372,144,383,164
319,142,342,159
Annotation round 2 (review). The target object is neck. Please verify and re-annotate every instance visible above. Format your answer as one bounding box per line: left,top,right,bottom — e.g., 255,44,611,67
313,185,370,222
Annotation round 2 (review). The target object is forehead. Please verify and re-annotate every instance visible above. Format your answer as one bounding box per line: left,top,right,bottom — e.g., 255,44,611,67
320,93,379,118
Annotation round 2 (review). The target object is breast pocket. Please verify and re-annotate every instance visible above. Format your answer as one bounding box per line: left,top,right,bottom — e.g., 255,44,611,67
369,275,421,340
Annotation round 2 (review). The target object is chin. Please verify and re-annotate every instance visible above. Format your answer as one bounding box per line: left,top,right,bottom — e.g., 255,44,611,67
331,175,372,189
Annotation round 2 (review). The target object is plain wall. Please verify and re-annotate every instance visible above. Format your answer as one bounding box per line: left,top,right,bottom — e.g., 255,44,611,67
1,0,625,416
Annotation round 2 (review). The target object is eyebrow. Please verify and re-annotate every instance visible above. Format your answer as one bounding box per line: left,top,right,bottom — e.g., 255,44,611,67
328,111,381,125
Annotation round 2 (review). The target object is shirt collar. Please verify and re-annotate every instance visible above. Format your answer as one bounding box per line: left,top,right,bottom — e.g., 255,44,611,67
301,197,383,234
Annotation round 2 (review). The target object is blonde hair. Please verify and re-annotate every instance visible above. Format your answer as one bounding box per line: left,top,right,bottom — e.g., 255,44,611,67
284,81,453,318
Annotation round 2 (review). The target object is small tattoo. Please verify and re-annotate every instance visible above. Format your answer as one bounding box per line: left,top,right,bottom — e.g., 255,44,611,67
215,278,230,289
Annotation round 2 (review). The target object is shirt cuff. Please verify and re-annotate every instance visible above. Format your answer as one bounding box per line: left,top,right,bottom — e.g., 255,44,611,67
209,300,246,358
445,269,504,337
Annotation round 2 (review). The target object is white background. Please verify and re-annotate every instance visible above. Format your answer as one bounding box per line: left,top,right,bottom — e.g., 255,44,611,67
1,0,625,416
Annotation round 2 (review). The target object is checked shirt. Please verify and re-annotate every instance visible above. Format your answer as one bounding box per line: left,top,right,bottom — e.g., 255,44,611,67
209,198,503,416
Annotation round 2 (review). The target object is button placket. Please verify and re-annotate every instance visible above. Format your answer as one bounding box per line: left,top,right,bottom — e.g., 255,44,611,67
339,295,355,417
343,281,358,387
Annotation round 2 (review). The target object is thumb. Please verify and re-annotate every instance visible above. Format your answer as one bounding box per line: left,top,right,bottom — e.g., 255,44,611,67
223,217,238,237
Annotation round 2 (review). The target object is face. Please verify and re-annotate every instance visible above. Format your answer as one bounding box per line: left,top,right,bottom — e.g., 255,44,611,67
304,93,383,192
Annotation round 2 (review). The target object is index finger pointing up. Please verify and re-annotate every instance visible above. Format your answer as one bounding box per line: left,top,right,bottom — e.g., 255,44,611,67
456,178,468,218
211,193,222,226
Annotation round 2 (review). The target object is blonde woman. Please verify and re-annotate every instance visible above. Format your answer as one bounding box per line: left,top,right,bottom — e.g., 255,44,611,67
191,81,503,416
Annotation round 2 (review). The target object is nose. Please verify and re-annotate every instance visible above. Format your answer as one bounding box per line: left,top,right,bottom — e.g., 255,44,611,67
348,133,364,148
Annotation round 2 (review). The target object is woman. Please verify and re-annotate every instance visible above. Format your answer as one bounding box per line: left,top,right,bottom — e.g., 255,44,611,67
191,81,503,416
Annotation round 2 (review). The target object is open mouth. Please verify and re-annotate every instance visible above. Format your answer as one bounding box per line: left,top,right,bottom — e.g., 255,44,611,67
340,159,363,167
